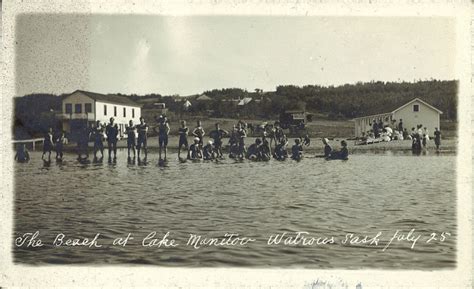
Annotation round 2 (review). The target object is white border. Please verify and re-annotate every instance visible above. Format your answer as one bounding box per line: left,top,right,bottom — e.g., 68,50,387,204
1,1,472,288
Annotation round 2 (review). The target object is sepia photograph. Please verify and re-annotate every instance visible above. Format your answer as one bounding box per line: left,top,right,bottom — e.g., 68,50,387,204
1,1,472,288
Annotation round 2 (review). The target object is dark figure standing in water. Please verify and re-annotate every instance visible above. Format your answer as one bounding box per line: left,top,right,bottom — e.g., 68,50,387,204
274,121,285,144
156,115,170,161
209,123,228,158
192,120,205,147
136,117,149,160
412,129,422,152
126,120,136,158
15,144,30,163
235,122,247,159
434,127,441,151
77,125,90,161
91,120,105,160
260,134,271,161
42,128,54,162
54,130,65,160
291,138,303,160
228,125,238,158
178,120,189,159
106,117,119,161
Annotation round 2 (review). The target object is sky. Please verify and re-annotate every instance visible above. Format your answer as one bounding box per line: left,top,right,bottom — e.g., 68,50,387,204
16,15,456,96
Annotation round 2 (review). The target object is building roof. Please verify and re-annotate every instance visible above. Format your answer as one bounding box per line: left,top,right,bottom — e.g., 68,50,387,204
68,90,141,107
237,97,253,106
353,97,443,120
196,94,212,101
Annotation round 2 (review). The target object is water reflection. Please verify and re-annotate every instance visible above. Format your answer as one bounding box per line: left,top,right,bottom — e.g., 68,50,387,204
14,149,456,268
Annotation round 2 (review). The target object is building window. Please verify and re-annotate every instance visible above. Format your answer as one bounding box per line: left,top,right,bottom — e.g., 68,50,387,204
65,103,72,114
75,104,82,113
85,103,92,113
114,106,117,117
104,104,107,116
132,108,135,118
413,104,419,112
123,107,126,118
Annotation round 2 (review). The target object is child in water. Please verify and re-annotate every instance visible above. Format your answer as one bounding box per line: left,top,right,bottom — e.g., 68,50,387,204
291,138,303,160
246,138,262,161
273,138,288,161
188,137,203,160
203,140,216,160
328,140,349,160
322,138,332,158
260,132,271,160
15,144,30,163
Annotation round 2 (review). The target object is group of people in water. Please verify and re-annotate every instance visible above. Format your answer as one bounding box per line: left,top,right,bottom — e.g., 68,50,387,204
14,116,351,163
362,118,442,151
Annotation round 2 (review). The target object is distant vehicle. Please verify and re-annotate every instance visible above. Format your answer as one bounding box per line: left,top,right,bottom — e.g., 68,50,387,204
279,110,310,133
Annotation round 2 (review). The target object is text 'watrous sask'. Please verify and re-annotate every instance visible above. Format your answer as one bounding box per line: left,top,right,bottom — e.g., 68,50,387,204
14,230,452,251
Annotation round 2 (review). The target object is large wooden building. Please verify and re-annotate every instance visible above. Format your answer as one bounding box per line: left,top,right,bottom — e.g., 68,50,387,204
58,90,142,138
353,98,443,138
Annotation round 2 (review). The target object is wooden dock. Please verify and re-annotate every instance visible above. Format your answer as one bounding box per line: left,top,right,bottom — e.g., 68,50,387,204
12,138,44,151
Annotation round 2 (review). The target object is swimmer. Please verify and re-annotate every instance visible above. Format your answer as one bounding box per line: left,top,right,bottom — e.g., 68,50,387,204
328,140,349,160
188,137,203,160
235,122,247,159
273,138,288,161
178,120,189,159
192,120,205,147
322,138,332,158
291,138,303,160
209,123,228,158
126,120,136,158
90,120,105,160
54,130,65,160
136,117,149,160
106,117,119,161
246,138,262,161
156,115,170,161
15,144,30,163
42,127,54,162
203,140,216,160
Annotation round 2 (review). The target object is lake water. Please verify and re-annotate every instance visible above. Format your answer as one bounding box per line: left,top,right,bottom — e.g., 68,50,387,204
13,149,456,269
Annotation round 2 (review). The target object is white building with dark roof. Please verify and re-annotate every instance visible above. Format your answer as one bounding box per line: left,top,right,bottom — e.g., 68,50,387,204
352,98,443,138
58,90,142,138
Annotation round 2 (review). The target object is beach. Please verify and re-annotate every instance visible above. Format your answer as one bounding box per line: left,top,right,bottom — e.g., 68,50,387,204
52,135,457,155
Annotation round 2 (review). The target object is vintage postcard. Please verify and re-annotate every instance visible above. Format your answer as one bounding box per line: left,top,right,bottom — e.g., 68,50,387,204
0,0,472,288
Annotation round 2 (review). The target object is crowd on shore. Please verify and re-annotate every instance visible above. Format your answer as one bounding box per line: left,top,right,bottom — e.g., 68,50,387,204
14,116,350,164
360,118,442,151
